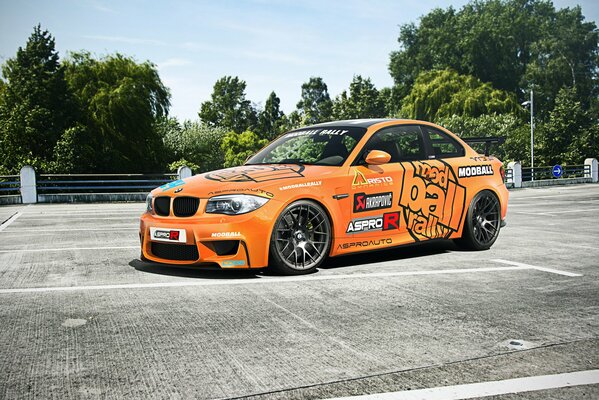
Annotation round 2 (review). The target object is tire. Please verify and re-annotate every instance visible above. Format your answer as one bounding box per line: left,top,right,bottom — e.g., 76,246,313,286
455,190,501,251
269,200,332,275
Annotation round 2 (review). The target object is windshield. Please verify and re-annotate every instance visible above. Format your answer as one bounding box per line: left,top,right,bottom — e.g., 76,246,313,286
246,127,367,166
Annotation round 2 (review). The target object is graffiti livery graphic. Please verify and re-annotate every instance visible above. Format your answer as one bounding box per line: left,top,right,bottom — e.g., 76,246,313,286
205,165,304,182
399,160,466,241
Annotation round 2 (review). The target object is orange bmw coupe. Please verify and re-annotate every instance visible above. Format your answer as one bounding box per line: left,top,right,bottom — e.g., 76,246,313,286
140,119,508,274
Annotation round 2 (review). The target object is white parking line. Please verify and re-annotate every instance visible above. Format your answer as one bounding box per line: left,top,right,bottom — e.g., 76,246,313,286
492,259,582,277
0,265,544,294
0,246,138,254
0,227,138,233
18,216,137,220
0,212,23,232
324,369,599,400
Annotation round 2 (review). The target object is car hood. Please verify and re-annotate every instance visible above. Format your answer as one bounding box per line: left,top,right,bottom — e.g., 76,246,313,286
152,164,339,198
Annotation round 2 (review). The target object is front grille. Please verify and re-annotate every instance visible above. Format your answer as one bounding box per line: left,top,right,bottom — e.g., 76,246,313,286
154,197,171,216
151,242,199,261
173,197,200,217
205,240,240,256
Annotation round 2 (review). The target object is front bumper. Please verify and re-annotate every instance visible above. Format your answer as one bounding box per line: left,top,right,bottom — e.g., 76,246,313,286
139,209,273,269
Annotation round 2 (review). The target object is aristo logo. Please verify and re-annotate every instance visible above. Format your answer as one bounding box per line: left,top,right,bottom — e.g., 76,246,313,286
352,169,393,188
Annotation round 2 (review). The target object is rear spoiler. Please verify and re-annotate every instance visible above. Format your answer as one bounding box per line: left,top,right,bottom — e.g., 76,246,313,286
461,136,506,156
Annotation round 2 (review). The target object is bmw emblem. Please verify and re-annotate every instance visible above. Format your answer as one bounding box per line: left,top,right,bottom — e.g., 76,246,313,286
174,187,184,193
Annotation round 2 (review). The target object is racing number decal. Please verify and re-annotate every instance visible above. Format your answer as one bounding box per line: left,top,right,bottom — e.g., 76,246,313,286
399,160,466,241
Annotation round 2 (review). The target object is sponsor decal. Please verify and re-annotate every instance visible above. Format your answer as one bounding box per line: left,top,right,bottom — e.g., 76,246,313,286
353,192,393,212
208,188,274,198
458,164,494,178
286,128,349,138
399,160,466,241
160,179,185,192
279,181,322,191
346,212,401,234
337,238,392,250
211,232,241,238
222,260,245,267
287,129,321,138
150,227,186,243
352,169,394,188
205,165,304,183
469,156,494,162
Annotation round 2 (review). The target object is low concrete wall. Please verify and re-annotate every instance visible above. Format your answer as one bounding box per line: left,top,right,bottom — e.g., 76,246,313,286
37,193,148,203
522,177,592,188
0,195,22,206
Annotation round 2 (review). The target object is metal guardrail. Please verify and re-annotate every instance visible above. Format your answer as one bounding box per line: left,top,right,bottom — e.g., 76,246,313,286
521,164,590,182
36,173,177,194
0,175,20,195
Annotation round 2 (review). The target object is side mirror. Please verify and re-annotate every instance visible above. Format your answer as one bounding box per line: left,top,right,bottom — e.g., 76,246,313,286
365,150,391,165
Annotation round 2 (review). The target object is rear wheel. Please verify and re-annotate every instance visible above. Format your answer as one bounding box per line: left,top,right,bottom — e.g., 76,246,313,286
455,190,501,250
269,200,332,275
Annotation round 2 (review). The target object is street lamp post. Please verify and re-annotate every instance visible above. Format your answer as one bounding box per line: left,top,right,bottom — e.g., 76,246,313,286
521,90,534,181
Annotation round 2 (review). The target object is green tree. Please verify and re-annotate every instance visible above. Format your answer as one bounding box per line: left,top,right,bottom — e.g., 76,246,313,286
0,25,75,172
389,1,598,114
378,85,404,117
221,130,268,168
63,52,170,172
296,77,333,125
333,75,385,119
162,120,227,173
437,114,530,164
199,76,257,133
257,91,285,140
400,69,520,121
538,87,597,165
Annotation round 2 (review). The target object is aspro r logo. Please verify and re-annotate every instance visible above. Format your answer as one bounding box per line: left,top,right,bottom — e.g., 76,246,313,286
346,212,400,234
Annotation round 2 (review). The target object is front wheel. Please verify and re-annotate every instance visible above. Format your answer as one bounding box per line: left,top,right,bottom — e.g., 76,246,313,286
455,190,501,251
269,200,332,275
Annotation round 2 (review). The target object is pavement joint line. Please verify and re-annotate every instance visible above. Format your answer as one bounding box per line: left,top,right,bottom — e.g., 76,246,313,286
0,265,530,294
491,259,582,277
0,245,138,254
323,369,599,400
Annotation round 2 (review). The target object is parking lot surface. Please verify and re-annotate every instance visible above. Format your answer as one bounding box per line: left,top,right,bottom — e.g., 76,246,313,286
0,184,598,399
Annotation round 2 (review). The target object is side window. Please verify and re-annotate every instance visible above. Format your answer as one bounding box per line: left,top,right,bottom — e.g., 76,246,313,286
424,127,465,158
361,125,425,163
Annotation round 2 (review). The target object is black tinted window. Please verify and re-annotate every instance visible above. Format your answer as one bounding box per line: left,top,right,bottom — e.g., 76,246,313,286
360,125,425,163
424,127,465,158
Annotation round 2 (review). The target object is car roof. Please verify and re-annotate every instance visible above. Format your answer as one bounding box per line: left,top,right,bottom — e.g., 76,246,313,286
303,119,405,129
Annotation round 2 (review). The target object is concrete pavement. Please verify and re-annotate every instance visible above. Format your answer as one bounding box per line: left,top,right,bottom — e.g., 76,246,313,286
0,184,598,399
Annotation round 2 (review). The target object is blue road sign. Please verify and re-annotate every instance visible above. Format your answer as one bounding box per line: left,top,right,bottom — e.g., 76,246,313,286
552,164,563,178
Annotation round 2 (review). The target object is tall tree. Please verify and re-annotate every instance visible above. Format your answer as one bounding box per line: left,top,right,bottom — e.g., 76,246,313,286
0,25,75,172
389,1,598,115
257,91,285,140
221,130,268,168
296,77,333,125
63,52,170,172
333,75,385,119
400,69,520,121
199,76,257,133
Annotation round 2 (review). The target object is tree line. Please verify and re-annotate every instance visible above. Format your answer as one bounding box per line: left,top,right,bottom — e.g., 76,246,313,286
1,0,597,175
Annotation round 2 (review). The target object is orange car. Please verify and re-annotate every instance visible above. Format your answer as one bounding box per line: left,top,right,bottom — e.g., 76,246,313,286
140,119,508,274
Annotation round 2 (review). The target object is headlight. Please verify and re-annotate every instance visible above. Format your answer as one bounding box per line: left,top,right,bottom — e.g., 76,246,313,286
146,193,153,213
206,194,269,215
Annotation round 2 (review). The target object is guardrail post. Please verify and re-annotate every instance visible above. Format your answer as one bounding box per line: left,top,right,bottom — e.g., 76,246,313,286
507,161,522,188
585,158,598,183
20,165,37,204
177,165,192,179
